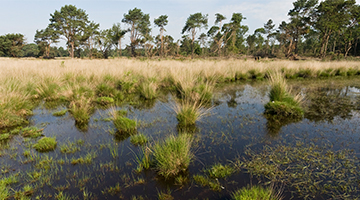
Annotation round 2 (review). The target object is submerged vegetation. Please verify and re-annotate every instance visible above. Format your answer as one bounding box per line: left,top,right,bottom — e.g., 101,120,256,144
231,185,282,200
33,137,57,152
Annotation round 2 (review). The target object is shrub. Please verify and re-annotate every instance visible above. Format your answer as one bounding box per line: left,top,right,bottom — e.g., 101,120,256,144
33,137,57,152
152,134,193,178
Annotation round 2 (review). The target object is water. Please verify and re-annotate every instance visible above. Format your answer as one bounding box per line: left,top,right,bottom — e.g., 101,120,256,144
1,79,360,199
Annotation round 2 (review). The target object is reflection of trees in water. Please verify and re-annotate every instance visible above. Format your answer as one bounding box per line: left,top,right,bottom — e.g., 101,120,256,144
305,86,359,122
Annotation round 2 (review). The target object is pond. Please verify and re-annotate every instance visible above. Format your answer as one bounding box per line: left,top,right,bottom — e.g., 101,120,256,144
1,78,360,199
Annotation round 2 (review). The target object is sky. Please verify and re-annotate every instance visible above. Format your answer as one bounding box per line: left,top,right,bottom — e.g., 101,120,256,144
0,0,346,47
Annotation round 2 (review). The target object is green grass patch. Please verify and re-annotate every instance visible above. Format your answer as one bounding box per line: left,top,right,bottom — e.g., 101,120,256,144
21,127,43,138
207,163,234,179
112,110,136,134
231,185,281,200
52,109,67,117
0,133,10,141
96,97,115,105
139,80,158,100
152,134,193,178
33,137,57,152
130,133,149,146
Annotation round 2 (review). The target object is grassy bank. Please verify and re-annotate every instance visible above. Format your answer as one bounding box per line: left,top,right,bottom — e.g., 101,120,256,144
1,58,360,128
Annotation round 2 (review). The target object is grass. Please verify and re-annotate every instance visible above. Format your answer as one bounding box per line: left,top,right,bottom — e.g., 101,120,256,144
0,133,10,141
111,109,137,134
231,185,281,200
265,72,304,118
152,134,193,178
69,97,92,125
52,109,67,116
139,80,158,100
21,127,44,138
173,98,210,127
96,97,114,105
130,133,149,146
207,163,234,179
33,137,57,152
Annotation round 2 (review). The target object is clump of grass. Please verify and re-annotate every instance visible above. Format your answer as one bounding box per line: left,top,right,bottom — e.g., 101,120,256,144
134,146,152,172
96,97,114,105
231,185,281,200
96,83,116,97
130,133,149,146
265,72,303,118
207,163,234,179
33,137,57,152
139,80,158,100
157,190,174,200
52,109,67,117
69,97,92,125
21,127,44,138
193,174,222,191
173,99,209,127
0,133,10,141
102,183,121,196
71,152,97,165
60,141,80,154
152,134,193,178
111,109,137,134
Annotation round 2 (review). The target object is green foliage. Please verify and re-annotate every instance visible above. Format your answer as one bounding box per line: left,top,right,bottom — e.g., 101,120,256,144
207,163,234,179
22,44,40,57
130,133,149,146
152,134,193,178
33,137,57,152
112,111,136,134
192,174,222,191
0,33,25,57
96,83,116,97
52,109,67,117
231,185,280,200
21,127,43,138
139,80,158,100
0,133,10,141
265,101,304,118
96,97,115,105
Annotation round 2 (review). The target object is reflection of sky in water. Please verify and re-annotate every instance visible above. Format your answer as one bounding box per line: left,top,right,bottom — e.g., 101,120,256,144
1,82,360,199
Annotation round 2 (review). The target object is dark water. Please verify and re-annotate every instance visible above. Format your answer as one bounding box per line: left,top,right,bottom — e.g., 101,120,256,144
1,79,360,199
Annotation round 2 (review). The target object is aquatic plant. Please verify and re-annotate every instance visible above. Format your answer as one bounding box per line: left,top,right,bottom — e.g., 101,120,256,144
0,133,10,141
96,83,116,97
130,133,149,146
139,80,158,100
173,98,210,127
231,185,281,200
134,146,152,172
207,163,234,179
111,109,136,134
265,72,303,118
69,97,92,125
52,109,67,117
21,127,43,138
96,97,114,105
33,137,57,152
152,134,193,178
192,174,222,191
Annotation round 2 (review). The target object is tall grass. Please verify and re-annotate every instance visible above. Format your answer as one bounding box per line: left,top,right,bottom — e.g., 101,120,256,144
0,58,358,128
173,98,210,127
152,134,193,178
265,72,304,118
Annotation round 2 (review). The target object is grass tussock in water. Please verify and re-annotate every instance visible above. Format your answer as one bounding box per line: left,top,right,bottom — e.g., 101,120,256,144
231,185,282,200
130,133,149,146
52,109,67,117
173,98,211,127
111,109,137,134
139,79,158,100
33,137,57,152
152,134,193,178
69,97,93,125
265,72,303,118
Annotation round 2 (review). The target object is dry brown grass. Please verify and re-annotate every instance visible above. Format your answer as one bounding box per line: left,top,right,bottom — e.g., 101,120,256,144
0,57,359,128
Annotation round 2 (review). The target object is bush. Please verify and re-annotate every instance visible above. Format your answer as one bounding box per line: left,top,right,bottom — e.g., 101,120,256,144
33,137,57,152
152,134,193,178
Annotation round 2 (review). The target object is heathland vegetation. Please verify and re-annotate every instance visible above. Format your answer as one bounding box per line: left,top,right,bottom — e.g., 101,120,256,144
1,0,360,60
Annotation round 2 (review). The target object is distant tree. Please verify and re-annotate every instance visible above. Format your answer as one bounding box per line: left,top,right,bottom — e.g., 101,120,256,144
182,12,208,58
49,5,90,58
109,23,127,57
122,8,151,57
222,13,247,54
82,21,100,58
154,15,168,57
22,43,40,57
34,27,60,58
264,19,276,56
0,33,25,57
95,29,114,59
207,13,226,56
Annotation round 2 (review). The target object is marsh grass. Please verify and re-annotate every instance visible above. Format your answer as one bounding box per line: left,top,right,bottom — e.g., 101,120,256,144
231,185,282,200
52,109,67,117
110,109,137,134
207,163,234,179
33,137,57,152
134,146,152,172
96,97,114,106
265,72,304,118
152,134,193,178
192,174,222,191
0,133,10,141
173,98,211,127
130,133,149,146
139,80,158,100
21,127,44,138
69,97,93,125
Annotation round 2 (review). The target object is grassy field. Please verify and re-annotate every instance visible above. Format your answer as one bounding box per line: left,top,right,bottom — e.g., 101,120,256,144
1,57,360,129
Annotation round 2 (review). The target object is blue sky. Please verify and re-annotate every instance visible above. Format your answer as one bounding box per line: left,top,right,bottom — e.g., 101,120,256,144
0,0,318,47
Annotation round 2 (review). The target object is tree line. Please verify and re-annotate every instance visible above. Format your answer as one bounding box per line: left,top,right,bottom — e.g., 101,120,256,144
1,0,360,59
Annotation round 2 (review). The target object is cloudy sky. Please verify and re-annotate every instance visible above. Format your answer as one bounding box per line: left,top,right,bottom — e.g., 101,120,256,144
0,0,314,47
